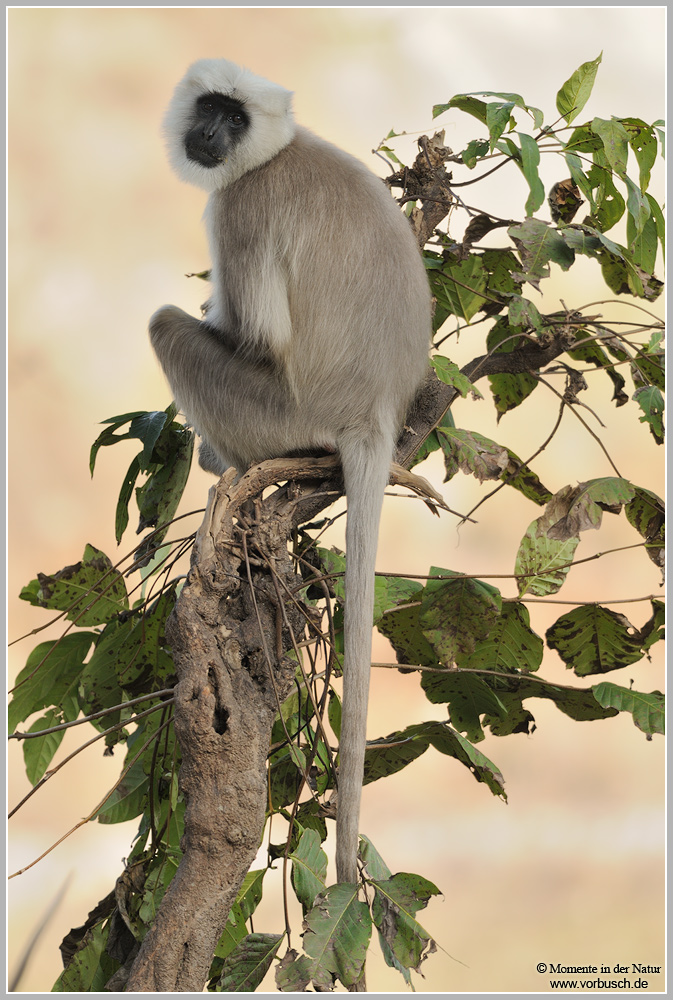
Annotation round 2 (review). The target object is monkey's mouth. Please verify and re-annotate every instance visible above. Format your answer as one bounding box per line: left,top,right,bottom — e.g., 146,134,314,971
186,145,225,167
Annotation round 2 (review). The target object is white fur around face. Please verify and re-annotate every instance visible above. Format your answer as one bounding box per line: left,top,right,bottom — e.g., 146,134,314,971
164,58,296,192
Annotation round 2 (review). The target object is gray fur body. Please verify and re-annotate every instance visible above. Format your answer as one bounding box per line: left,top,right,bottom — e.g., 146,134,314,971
150,60,431,885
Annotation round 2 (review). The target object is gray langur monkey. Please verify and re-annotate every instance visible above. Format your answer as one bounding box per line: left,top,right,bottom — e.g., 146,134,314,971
149,59,432,886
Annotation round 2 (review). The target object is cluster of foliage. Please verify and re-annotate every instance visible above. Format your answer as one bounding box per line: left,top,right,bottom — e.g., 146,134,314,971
9,56,664,992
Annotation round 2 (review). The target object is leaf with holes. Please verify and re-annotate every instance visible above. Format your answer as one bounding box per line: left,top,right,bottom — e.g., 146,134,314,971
19,544,129,625
371,873,441,974
546,605,644,676
634,386,664,443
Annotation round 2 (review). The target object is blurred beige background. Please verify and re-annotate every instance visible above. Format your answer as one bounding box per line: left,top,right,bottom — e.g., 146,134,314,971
8,7,665,993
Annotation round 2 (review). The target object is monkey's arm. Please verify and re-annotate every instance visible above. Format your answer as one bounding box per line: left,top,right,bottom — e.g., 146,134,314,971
149,304,298,473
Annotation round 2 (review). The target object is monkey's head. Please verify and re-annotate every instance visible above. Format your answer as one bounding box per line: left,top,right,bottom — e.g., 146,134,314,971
164,59,295,193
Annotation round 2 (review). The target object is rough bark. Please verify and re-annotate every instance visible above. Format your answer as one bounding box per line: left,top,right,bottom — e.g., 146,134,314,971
124,463,322,991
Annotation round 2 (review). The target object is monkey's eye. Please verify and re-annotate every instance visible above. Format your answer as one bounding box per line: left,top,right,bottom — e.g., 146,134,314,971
228,113,245,127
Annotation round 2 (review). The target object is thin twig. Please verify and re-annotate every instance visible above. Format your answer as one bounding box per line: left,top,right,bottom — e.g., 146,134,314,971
8,700,174,820
9,715,173,876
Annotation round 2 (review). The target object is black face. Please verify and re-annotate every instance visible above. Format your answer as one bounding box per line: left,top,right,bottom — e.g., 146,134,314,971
184,93,249,167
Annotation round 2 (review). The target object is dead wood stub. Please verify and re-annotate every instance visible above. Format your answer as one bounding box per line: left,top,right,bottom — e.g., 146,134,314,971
124,472,309,992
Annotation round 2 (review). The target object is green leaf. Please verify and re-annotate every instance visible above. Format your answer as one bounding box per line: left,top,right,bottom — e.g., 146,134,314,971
556,52,603,125
621,118,658,192
420,570,502,664
507,295,543,330
430,255,488,322
301,883,372,990
627,214,658,274
89,409,169,475
420,670,507,743
486,317,539,415
317,547,346,602
431,356,482,398
624,487,664,569
439,427,509,483
566,331,628,406
376,600,440,671
458,602,543,674
592,682,664,736
424,722,506,797
22,709,63,785
645,192,665,260
623,174,651,239
586,157,626,232
515,509,580,598
363,726,431,783
486,101,515,151
19,543,128,625
634,385,664,443
208,868,269,981
268,745,304,809
290,829,328,914
217,933,283,992
22,700,78,785
652,120,665,158
515,480,635,596
276,950,313,992
556,54,602,124
410,404,455,468
434,95,488,125
138,852,181,926
564,152,596,209
438,426,553,505
508,218,574,286
564,124,604,154
78,587,177,722
96,756,149,824
371,873,440,973
9,632,96,733
591,117,629,178
91,408,194,547
52,919,118,991
115,455,142,543
460,138,490,168
637,599,665,653
546,605,644,676
236,868,267,923
517,132,545,215
478,673,619,726
134,425,194,562
359,835,393,881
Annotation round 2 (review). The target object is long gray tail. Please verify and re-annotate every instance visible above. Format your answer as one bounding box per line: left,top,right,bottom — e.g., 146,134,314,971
335,436,392,885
